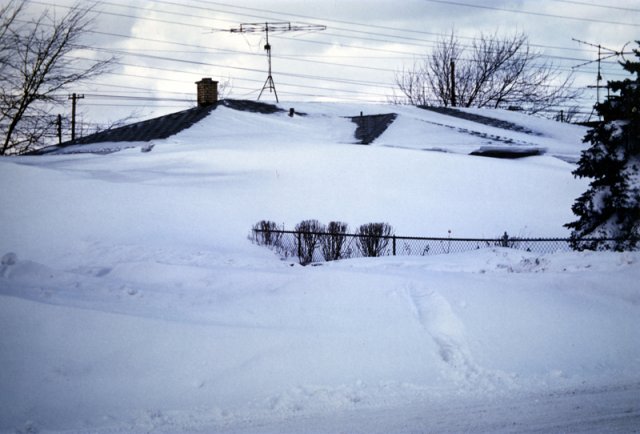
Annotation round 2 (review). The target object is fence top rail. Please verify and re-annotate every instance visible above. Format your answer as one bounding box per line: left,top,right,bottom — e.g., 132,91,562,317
251,228,624,243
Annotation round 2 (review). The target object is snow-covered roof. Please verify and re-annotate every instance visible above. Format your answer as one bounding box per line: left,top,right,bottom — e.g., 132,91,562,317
35,101,589,162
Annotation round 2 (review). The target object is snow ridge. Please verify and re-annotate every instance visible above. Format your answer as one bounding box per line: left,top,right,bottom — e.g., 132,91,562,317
1,102,638,433
406,283,515,391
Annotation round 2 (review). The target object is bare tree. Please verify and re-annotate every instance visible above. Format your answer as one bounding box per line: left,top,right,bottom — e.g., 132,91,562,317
395,31,579,115
1,1,114,155
0,1,22,70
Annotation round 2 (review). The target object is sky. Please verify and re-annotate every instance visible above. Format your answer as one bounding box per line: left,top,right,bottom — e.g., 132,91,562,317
20,0,640,132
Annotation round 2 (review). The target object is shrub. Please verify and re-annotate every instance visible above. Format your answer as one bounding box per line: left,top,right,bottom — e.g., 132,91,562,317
356,222,394,257
295,219,325,265
250,220,282,247
321,221,350,261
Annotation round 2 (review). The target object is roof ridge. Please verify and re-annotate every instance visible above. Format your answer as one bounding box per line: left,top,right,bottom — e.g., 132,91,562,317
418,106,542,136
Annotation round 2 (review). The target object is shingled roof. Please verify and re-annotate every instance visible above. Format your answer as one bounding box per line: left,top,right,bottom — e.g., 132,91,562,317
419,106,541,136
77,105,217,144
34,104,217,155
350,113,398,144
33,99,285,155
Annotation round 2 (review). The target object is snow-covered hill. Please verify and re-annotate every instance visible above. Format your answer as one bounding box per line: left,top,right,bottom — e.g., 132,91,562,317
1,103,638,433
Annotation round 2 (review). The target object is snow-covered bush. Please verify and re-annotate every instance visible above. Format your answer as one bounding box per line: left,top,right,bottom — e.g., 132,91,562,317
320,221,350,261
356,222,394,257
295,220,325,265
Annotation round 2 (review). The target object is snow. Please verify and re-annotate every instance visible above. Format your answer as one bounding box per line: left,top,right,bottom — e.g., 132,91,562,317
1,102,639,433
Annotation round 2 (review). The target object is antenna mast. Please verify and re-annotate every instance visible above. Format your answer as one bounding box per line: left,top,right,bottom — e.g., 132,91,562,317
230,22,326,102
572,38,629,120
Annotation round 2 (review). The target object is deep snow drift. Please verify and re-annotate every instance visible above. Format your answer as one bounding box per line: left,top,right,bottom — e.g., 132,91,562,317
1,103,638,433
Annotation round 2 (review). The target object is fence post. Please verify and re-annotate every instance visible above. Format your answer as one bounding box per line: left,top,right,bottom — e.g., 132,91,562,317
392,235,396,256
501,231,509,248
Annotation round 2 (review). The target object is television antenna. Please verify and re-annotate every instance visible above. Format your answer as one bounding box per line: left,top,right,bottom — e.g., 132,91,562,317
572,39,631,119
230,22,326,102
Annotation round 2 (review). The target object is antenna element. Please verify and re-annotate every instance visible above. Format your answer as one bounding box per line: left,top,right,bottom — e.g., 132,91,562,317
229,22,326,102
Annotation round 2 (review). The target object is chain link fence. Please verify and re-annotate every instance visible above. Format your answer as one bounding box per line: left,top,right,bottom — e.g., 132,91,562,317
249,227,604,265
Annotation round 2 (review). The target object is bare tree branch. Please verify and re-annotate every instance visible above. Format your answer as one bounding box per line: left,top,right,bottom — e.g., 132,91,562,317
395,30,581,116
1,1,115,155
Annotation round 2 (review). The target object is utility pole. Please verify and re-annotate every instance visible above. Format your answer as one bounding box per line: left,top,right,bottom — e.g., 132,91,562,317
68,93,84,141
229,22,326,102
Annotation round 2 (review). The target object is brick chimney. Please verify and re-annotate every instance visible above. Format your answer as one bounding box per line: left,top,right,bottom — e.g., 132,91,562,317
195,77,218,106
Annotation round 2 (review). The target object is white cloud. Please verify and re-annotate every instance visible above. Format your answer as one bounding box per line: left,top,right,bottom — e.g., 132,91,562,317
31,0,638,123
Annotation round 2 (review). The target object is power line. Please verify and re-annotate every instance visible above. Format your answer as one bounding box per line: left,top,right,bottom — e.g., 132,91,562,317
19,0,628,114
25,0,215,31
69,55,397,100
100,0,621,57
74,42,609,105
78,49,399,90
419,0,640,28
29,0,633,69
36,1,626,75
80,102,190,108
82,93,193,102
548,0,640,13
189,0,628,49
84,35,625,78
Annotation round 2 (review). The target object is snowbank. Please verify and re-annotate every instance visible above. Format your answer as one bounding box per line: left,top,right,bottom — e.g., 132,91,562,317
1,248,639,433
1,103,637,433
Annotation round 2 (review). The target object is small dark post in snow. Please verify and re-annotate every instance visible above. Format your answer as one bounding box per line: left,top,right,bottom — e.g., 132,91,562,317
289,108,295,117
501,231,510,247
450,60,457,107
57,114,62,145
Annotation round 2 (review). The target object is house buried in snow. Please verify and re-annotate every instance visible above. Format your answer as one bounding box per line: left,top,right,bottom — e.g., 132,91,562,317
33,77,579,160
36,78,220,154
30,76,403,154
35,78,321,154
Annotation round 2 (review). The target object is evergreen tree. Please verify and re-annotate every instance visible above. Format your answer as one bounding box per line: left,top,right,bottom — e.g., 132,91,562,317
565,42,640,251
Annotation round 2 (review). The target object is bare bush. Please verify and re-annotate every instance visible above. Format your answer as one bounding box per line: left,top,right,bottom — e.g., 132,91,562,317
250,220,282,247
295,219,325,265
357,222,394,257
321,221,349,261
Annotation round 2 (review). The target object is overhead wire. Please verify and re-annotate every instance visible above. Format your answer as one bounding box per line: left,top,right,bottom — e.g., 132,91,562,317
35,0,626,72
540,0,640,13
418,0,640,28
186,0,635,48
20,0,629,113
28,0,632,60
87,0,625,59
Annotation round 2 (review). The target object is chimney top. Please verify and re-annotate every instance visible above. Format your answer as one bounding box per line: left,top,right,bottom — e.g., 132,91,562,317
196,77,218,107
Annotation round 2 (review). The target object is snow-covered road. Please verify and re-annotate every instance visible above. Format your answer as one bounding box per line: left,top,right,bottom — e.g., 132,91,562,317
221,384,640,434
